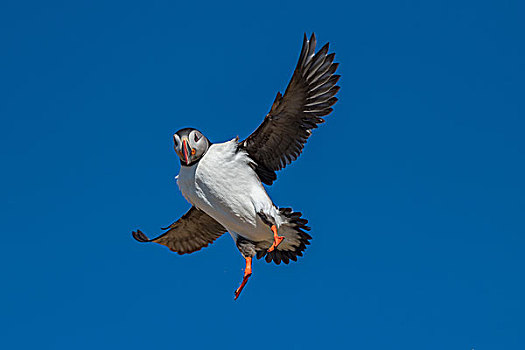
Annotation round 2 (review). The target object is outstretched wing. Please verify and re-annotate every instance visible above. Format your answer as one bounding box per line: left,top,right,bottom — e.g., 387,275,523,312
132,207,227,255
240,33,340,185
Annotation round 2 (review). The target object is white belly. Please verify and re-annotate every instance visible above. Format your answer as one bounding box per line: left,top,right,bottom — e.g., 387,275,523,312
177,139,279,242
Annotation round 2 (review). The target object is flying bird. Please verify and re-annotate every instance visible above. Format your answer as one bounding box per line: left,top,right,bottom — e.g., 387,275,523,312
132,33,340,299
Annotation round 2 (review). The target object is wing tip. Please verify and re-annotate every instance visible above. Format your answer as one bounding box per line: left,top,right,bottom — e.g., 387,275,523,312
303,32,316,41
310,32,316,44
132,229,151,243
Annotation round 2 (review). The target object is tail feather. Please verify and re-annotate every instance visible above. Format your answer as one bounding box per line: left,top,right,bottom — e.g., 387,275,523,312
256,208,312,265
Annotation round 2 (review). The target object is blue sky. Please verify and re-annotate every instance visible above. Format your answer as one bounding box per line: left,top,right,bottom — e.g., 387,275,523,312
1,0,524,349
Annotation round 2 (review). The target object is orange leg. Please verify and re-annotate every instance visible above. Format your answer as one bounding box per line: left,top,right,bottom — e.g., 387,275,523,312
234,257,252,300
267,224,284,253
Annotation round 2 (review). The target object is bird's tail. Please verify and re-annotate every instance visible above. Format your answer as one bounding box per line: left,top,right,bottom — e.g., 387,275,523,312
256,208,312,265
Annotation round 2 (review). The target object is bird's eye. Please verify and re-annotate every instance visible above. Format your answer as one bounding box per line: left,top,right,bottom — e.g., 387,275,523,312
194,133,201,142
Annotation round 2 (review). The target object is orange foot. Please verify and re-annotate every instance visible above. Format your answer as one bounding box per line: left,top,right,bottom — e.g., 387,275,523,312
267,225,284,253
234,257,252,300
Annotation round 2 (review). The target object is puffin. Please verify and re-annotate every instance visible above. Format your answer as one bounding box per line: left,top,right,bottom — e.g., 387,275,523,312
133,33,340,299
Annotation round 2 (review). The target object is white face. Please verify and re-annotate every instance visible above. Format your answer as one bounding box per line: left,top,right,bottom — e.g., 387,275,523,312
173,129,209,165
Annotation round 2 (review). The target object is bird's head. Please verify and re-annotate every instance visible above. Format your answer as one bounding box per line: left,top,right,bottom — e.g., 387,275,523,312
173,128,210,166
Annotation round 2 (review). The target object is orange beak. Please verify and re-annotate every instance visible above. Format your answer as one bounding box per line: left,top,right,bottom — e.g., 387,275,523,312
182,139,190,165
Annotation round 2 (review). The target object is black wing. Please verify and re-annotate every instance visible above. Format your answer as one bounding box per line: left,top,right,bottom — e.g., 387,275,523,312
240,33,340,185
132,207,227,255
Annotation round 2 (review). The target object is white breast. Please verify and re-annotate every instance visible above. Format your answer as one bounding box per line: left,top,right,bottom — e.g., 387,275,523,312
177,139,279,242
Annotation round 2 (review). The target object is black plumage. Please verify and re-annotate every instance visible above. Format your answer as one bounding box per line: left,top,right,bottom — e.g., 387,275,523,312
257,208,312,265
240,33,340,185
132,207,226,255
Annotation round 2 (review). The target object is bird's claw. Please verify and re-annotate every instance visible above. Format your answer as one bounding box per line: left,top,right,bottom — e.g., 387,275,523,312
267,235,284,252
234,272,252,300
